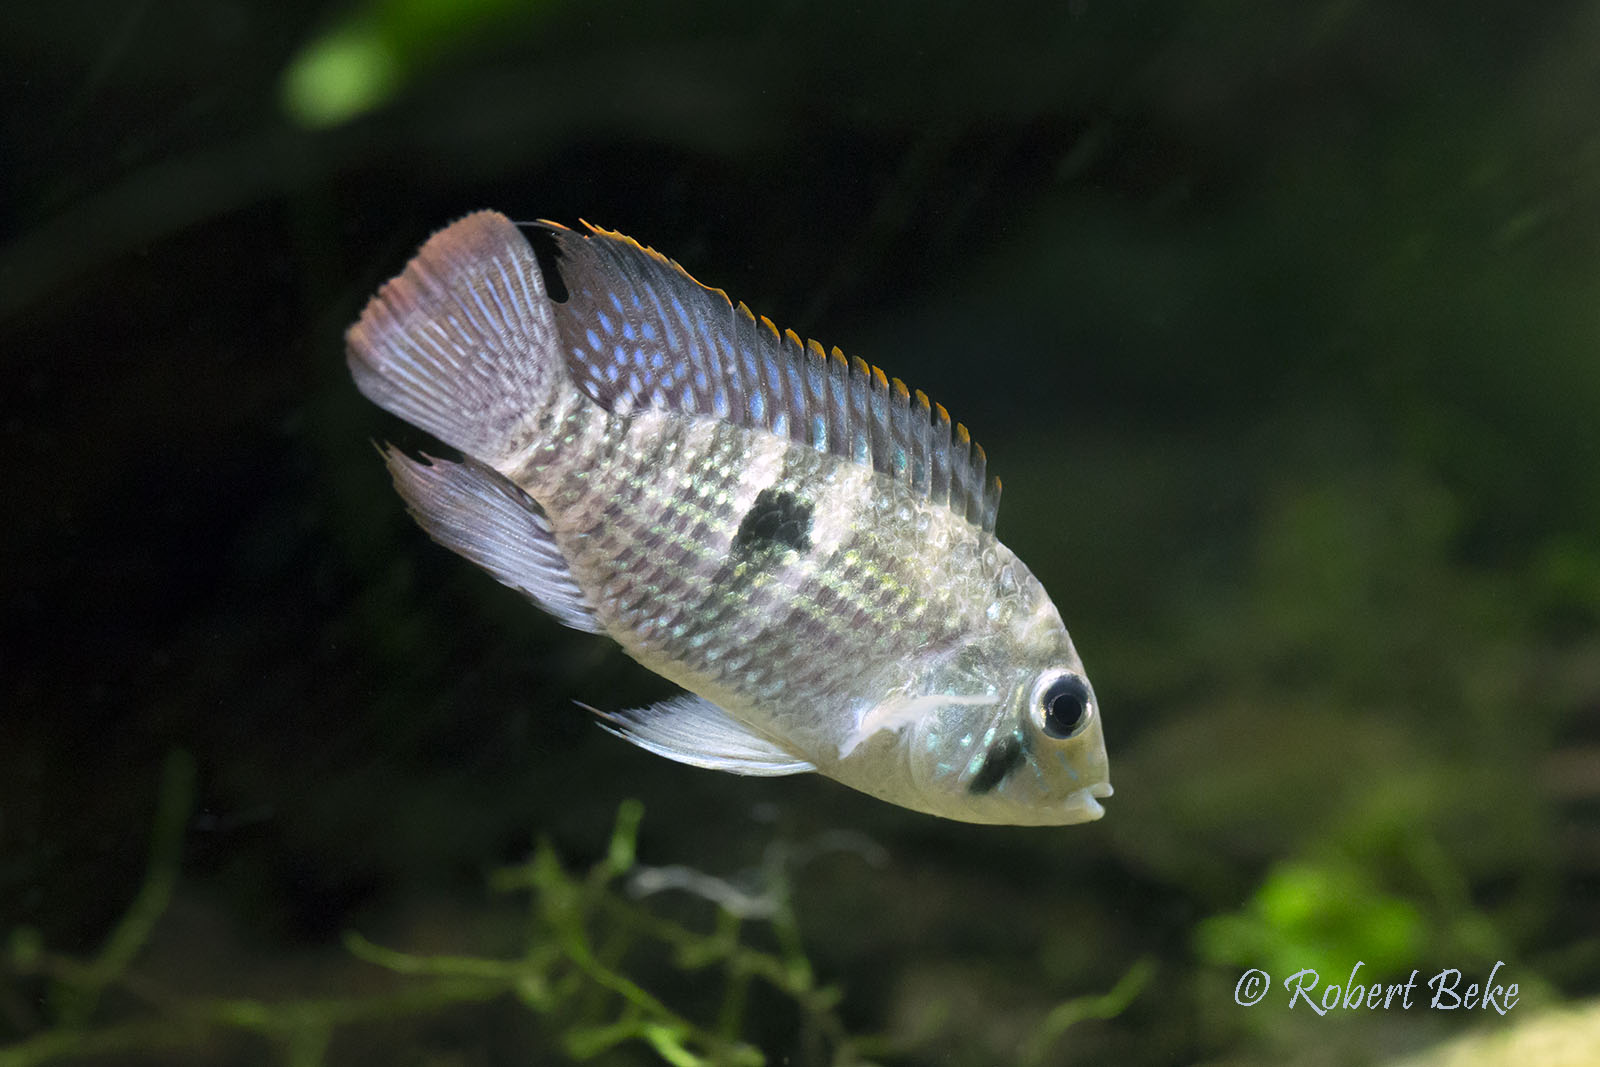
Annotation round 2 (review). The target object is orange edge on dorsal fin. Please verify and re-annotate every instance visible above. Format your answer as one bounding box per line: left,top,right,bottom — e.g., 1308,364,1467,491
540,218,1005,529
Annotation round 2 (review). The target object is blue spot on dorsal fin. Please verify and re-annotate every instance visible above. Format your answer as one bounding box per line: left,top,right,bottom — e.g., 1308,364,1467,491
534,221,1004,533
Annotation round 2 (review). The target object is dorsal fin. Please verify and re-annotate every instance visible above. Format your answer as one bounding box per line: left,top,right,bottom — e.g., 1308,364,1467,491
538,221,1003,533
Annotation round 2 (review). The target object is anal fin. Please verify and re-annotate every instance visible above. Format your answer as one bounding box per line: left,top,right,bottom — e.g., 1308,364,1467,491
385,449,604,634
590,695,817,777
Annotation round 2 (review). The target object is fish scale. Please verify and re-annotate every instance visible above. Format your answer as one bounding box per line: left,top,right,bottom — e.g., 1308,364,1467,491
346,210,1112,824
536,409,945,736
556,417,989,767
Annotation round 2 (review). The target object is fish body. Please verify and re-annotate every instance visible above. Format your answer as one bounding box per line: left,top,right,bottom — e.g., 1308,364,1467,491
347,211,1110,825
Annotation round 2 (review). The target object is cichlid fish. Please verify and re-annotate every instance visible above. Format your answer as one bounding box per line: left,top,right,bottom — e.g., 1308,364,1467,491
346,211,1111,825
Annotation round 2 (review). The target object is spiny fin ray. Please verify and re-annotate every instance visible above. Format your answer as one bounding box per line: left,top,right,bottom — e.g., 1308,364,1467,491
538,221,1004,532
590,695,818,776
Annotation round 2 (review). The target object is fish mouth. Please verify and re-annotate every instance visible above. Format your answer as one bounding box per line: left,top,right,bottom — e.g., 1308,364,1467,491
1073,781,1114,821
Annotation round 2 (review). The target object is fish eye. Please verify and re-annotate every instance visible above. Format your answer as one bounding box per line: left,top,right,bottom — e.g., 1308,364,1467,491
1035,672,1093,740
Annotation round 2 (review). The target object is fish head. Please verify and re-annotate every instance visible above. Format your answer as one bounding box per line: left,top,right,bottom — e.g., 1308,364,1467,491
889,599,1111,827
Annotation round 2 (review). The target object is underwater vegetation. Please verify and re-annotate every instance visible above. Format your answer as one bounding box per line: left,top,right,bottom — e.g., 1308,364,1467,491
6,0,1600,1063
1,755,1147,1066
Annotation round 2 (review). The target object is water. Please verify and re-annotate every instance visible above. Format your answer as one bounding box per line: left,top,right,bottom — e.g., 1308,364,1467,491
5,1,1599,1063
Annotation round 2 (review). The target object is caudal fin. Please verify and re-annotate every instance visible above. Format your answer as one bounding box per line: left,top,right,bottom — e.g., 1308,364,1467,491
346,211,563,463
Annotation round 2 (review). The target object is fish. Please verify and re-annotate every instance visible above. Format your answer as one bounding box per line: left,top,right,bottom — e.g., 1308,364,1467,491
345,210,1111,825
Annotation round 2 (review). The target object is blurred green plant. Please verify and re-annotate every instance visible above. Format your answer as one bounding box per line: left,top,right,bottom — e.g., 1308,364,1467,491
281,17,404,128
1,752,1153,1066
1194,858,1425,982
1020,956,1155,1066
281,0,549,127
1191,787,1554,1010
0,752,890,1066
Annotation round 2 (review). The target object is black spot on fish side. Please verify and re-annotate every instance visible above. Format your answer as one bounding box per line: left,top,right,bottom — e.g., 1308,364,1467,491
733,488,813,555
967,734,1025,795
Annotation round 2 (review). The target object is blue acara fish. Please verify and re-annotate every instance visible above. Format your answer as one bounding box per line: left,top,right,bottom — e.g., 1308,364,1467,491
346,211,1111,825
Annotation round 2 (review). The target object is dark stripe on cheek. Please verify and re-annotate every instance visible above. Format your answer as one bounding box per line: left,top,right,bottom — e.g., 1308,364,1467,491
967,734,1024,795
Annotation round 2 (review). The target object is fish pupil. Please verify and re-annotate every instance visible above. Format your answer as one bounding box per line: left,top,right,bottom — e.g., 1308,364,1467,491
1040,674,1092,739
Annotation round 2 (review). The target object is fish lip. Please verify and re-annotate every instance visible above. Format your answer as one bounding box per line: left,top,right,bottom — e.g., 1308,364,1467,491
1049,783,1113,825
1070,780,1113,821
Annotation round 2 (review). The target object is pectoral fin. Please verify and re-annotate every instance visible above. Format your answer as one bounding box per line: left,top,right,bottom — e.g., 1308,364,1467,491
588,696,817,776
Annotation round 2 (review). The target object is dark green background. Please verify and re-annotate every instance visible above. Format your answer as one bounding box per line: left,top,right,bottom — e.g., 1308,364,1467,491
5,1,1598,1063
